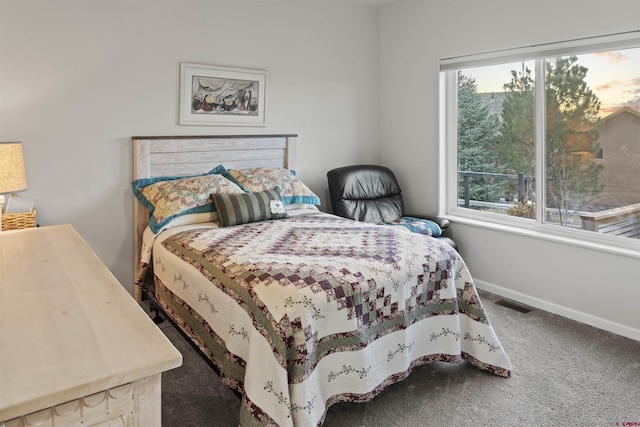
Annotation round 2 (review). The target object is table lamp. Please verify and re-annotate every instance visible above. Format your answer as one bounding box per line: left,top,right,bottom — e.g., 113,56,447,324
0,142,28,229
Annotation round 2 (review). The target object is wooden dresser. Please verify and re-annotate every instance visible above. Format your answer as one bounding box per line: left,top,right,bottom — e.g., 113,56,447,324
0,225,182,426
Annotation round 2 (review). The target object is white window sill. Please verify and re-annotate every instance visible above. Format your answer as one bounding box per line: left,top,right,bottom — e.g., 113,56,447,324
445,213,640,260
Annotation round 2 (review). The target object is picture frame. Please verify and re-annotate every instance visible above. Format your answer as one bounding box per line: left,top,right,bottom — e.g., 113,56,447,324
179,63,267,126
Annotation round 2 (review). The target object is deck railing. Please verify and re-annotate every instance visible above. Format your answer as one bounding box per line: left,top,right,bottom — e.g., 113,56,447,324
459,170,640,239
579,203,640,239
460,171,530,207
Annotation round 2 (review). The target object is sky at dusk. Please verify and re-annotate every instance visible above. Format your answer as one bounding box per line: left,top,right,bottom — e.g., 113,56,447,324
465,47,640,117
583,48,640,115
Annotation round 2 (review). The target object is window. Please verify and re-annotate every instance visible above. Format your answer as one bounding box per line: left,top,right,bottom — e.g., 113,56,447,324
441,32,640,250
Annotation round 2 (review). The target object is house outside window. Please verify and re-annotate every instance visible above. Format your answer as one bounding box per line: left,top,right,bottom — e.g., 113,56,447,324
441,32,640,252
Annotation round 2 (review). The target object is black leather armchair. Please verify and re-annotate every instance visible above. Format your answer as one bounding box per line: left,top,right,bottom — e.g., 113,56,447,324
327,165,457,250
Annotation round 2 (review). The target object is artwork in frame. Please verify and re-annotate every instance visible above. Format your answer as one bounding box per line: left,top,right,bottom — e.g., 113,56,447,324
179,63,267,126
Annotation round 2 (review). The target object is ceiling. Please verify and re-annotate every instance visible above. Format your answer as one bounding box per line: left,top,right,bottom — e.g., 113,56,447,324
242,0,405,7
346,0,404,6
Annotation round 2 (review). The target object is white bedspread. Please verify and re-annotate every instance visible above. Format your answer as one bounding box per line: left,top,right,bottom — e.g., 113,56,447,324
137,212,512,426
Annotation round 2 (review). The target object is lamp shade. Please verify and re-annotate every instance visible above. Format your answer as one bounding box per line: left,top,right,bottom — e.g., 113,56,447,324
0,142,28,193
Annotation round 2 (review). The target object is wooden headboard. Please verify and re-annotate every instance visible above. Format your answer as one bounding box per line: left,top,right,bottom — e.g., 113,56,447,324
132,134,298,301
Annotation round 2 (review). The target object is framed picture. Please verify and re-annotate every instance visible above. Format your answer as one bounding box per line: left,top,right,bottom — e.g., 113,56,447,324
179,63,267,126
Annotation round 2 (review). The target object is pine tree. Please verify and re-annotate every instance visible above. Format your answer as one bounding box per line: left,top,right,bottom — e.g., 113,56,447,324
457,73,502,204
497,64,535,177
544,56,603,224
497,57,603,224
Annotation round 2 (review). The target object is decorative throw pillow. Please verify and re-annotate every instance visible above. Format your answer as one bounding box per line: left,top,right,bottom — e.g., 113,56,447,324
133,173,245,233
386,216,442,237
224,167,321,206
131,164,227,190
212,188,289,227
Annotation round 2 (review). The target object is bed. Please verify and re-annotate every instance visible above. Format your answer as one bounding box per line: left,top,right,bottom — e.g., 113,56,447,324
132,134,512,427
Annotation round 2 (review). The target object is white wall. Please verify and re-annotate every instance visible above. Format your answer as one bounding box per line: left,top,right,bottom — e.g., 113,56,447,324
379,0,640,339
0,0,380,292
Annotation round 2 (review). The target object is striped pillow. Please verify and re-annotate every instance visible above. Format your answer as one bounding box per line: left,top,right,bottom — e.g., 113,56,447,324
212,188,289,227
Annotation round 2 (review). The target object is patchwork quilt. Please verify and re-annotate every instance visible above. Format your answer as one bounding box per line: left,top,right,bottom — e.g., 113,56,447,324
137,212,512,426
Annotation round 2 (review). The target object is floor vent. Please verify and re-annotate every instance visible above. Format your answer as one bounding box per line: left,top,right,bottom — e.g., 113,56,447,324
495,299,532,313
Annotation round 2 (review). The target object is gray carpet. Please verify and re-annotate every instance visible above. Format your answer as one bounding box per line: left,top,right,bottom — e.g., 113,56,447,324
156,290,640,426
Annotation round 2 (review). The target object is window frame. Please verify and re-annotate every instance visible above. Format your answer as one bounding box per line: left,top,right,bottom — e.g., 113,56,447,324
440,31,640,258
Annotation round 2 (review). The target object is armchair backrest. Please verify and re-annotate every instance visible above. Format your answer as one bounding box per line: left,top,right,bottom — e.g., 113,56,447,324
327,165,404,224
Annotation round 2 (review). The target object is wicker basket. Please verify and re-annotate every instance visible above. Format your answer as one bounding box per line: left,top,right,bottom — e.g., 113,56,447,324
2,209,37,231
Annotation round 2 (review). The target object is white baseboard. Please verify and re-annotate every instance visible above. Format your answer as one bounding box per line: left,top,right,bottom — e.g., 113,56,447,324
475,279,640,342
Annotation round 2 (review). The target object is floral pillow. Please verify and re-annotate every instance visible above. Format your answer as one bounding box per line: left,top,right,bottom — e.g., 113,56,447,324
386,216,442,237
133,172,244,234
224,167,321,206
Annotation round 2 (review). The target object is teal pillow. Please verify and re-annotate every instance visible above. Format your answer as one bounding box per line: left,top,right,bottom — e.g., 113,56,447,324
132,165,245,233
131,164,228,202
212,188,289,227
386,216,442,237
223,167,321,206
